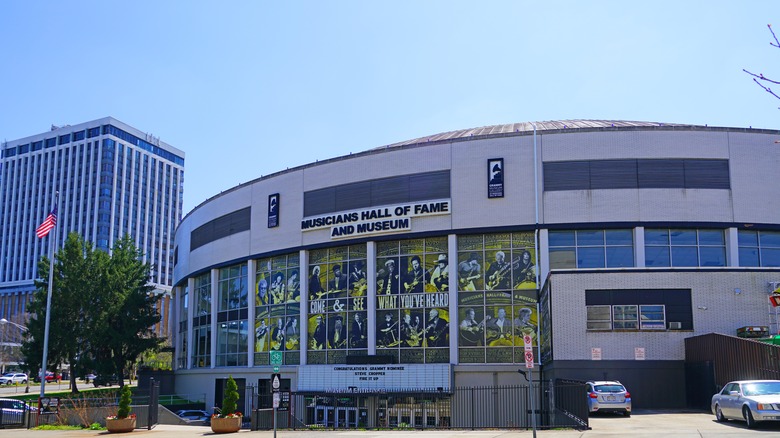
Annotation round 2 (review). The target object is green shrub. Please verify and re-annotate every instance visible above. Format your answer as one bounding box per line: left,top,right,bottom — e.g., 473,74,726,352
117,384,133,419
221,376,239,416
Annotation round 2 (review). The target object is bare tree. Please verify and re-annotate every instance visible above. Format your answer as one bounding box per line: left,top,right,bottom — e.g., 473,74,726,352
744,24,780,107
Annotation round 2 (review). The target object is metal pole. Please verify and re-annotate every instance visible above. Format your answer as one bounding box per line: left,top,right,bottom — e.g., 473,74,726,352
40,191,59,399
529,374,537,438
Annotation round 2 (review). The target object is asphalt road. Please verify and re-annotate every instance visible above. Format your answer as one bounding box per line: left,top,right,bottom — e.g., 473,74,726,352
0,380,129,397
3,410,780,437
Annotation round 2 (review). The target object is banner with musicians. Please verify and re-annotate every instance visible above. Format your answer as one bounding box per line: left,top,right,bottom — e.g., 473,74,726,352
374,237,450,364
255,253,301,366
457,232,539,364
307,244,369,364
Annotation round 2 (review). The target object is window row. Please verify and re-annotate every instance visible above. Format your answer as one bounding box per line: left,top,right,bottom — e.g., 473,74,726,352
549,229,780,269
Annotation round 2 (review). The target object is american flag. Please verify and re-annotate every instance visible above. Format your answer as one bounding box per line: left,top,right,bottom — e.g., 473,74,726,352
36,205,57,238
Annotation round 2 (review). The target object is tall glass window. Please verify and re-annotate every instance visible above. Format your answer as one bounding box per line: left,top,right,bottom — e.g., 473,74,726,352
738,230,780,267
177,285,188,370
192,326,211,368
194,273,211,316
192,272,211,368
645,229,726,267
218,265,248,311
256,253,301,366
307,245,367,365
549,229,634,269
215,264,248,367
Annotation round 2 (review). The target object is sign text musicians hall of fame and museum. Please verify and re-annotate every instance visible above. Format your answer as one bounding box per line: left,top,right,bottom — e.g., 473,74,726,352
301,200,451,239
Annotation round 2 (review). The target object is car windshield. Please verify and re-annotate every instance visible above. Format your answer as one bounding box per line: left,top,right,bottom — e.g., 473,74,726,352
742,382,780,396
594,384,625,393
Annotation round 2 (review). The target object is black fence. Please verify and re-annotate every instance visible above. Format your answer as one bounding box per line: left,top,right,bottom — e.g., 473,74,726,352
248,380,588,430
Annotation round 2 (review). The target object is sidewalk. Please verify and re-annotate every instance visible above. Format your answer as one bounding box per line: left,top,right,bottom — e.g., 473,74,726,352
3,410,777,438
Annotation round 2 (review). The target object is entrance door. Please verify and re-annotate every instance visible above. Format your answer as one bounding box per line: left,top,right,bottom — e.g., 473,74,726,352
335,407,358,428
314,406,334,427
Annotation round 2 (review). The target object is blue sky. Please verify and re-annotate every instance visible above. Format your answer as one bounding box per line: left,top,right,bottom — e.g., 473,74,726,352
1,1,778,214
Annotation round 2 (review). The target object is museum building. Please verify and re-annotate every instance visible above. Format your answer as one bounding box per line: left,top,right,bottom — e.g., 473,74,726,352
171,120,780,425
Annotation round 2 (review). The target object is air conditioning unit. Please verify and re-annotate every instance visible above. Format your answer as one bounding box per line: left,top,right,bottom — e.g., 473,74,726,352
668,322,682,330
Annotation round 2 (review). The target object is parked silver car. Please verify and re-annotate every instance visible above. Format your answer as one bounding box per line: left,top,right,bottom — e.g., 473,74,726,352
0,373,28,385
586,380,632,416
711,380,780,428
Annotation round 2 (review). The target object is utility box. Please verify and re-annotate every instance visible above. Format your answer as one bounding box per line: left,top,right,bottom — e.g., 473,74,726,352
737,326,769,338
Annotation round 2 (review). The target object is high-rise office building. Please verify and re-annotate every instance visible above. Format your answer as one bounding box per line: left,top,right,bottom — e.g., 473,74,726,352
0,117,185,338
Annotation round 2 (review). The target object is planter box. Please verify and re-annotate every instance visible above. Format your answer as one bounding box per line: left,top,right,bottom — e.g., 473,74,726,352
210,416,241,433
106,417,136,433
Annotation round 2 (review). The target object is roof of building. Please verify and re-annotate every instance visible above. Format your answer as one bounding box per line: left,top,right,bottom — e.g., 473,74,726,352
378,119,696,149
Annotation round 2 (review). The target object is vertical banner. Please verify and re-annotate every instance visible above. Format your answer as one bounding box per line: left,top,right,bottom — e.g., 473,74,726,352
268,193,280,228
487,158,504,198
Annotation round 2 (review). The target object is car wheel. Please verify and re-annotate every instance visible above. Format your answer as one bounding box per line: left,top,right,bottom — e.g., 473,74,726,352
715,405,728,422
624,411,631,417
22,380,27,384
743,406,756,429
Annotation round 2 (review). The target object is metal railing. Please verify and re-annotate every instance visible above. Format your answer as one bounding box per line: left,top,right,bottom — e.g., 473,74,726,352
248,381,588,430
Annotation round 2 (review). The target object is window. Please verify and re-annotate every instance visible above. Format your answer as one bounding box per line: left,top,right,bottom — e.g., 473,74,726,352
586,304,666,331
585,289,690,331
543,158,730,191
586,306,611,330
549,229,634,269
738,230,780,267
613,305,638,329
645,229,726,267
218,264,248,311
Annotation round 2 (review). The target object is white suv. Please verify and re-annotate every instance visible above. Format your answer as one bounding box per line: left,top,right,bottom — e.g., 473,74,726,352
586,380,632,416
0,373,28,385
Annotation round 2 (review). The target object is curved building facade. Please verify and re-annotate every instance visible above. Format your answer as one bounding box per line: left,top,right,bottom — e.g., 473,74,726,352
172,120,780,421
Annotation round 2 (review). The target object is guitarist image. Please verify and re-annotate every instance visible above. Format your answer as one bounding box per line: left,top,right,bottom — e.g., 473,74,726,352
308,265,323,300
486,251,511,290
425,309,449,347
270,318,285,351
348,261,367,296
310,314,327,350
459,308,487,346
403,256,428,293
328,316,347,349
349,313,367,348
458,253,482,291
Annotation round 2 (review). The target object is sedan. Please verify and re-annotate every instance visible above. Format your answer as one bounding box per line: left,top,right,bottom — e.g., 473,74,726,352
176,409,210,423
712,380,780,428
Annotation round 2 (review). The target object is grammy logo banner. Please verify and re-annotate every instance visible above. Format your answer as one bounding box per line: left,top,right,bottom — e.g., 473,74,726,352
488,158,504,198
268,193,280,228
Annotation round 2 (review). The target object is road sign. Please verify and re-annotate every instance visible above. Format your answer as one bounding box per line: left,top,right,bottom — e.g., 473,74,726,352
271,373,281,392
272,392,280,408
524,350,535,369
273,365,280,373
523,334,533,350
270,350,283,365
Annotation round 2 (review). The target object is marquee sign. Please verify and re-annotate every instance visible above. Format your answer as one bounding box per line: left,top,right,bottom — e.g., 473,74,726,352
301,199,451,239
298,364,451,393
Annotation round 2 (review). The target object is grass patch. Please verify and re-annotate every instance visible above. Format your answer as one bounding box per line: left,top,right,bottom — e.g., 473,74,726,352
34,425,89,430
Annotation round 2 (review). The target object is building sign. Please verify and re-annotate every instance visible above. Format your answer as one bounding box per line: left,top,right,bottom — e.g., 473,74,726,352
634,347,645,360
487,158,504,198
268,193,279,228
591,347,602,360
301,199,451,239
298,364,451,392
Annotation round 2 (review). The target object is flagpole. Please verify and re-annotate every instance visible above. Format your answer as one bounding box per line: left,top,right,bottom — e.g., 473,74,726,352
40,191,59,399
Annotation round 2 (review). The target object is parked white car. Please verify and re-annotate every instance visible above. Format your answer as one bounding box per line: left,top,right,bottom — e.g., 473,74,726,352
0,373,28,385
712,380,780,428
